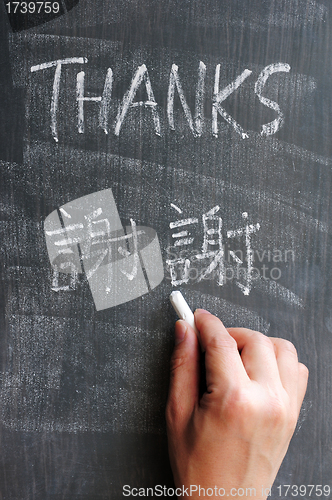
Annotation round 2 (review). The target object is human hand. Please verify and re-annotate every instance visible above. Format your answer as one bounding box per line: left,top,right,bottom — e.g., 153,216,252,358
166,309,308,499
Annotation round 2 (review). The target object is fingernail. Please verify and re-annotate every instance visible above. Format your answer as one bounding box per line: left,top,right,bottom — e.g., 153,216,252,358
175,320,187,345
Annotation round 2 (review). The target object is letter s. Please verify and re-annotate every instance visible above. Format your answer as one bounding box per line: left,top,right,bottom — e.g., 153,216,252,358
123,485,131,497
254,63,291,136
155,485,163,496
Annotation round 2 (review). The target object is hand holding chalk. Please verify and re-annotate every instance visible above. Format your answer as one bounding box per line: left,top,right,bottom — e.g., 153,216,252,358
166,308,308,500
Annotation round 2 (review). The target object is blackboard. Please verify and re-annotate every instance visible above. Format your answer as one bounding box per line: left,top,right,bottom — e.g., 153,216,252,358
0,0,331,498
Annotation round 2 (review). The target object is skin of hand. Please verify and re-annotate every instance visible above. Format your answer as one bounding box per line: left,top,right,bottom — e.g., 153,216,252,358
166,309,309,500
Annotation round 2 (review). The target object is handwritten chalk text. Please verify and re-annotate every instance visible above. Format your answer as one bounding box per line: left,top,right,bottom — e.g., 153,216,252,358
31,59,290,142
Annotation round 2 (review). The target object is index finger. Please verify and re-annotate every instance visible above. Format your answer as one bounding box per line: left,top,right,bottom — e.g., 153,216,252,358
194,310,249,395
226,327,281,386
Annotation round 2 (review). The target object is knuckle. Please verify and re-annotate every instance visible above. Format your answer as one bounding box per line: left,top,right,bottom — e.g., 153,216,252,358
165,395,185,434
299,362,309,379
165,400,176,429
260,334,274,350
223,386,256,420
268,398,288,424
169,349,189,374
283,408,298,434
220,386,298,436
251,331,274,349
280,339,298,357
208,333,238,353
267,395,298,433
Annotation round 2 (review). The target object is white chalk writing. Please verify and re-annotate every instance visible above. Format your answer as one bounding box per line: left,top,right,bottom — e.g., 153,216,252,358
166,205,260,295
30,59,290,142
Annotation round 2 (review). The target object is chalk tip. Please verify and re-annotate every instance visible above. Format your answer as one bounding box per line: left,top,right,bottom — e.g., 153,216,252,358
169,290,181,301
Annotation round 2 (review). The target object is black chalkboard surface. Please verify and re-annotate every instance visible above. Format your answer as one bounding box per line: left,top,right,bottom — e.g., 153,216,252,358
0,1,331,498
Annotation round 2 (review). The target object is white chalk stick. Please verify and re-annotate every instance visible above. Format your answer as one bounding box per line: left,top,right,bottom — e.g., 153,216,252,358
169,291,199,338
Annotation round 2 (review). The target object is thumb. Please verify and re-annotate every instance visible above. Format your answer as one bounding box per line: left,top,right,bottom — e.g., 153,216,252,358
166,320,200,431
194,310,248,396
